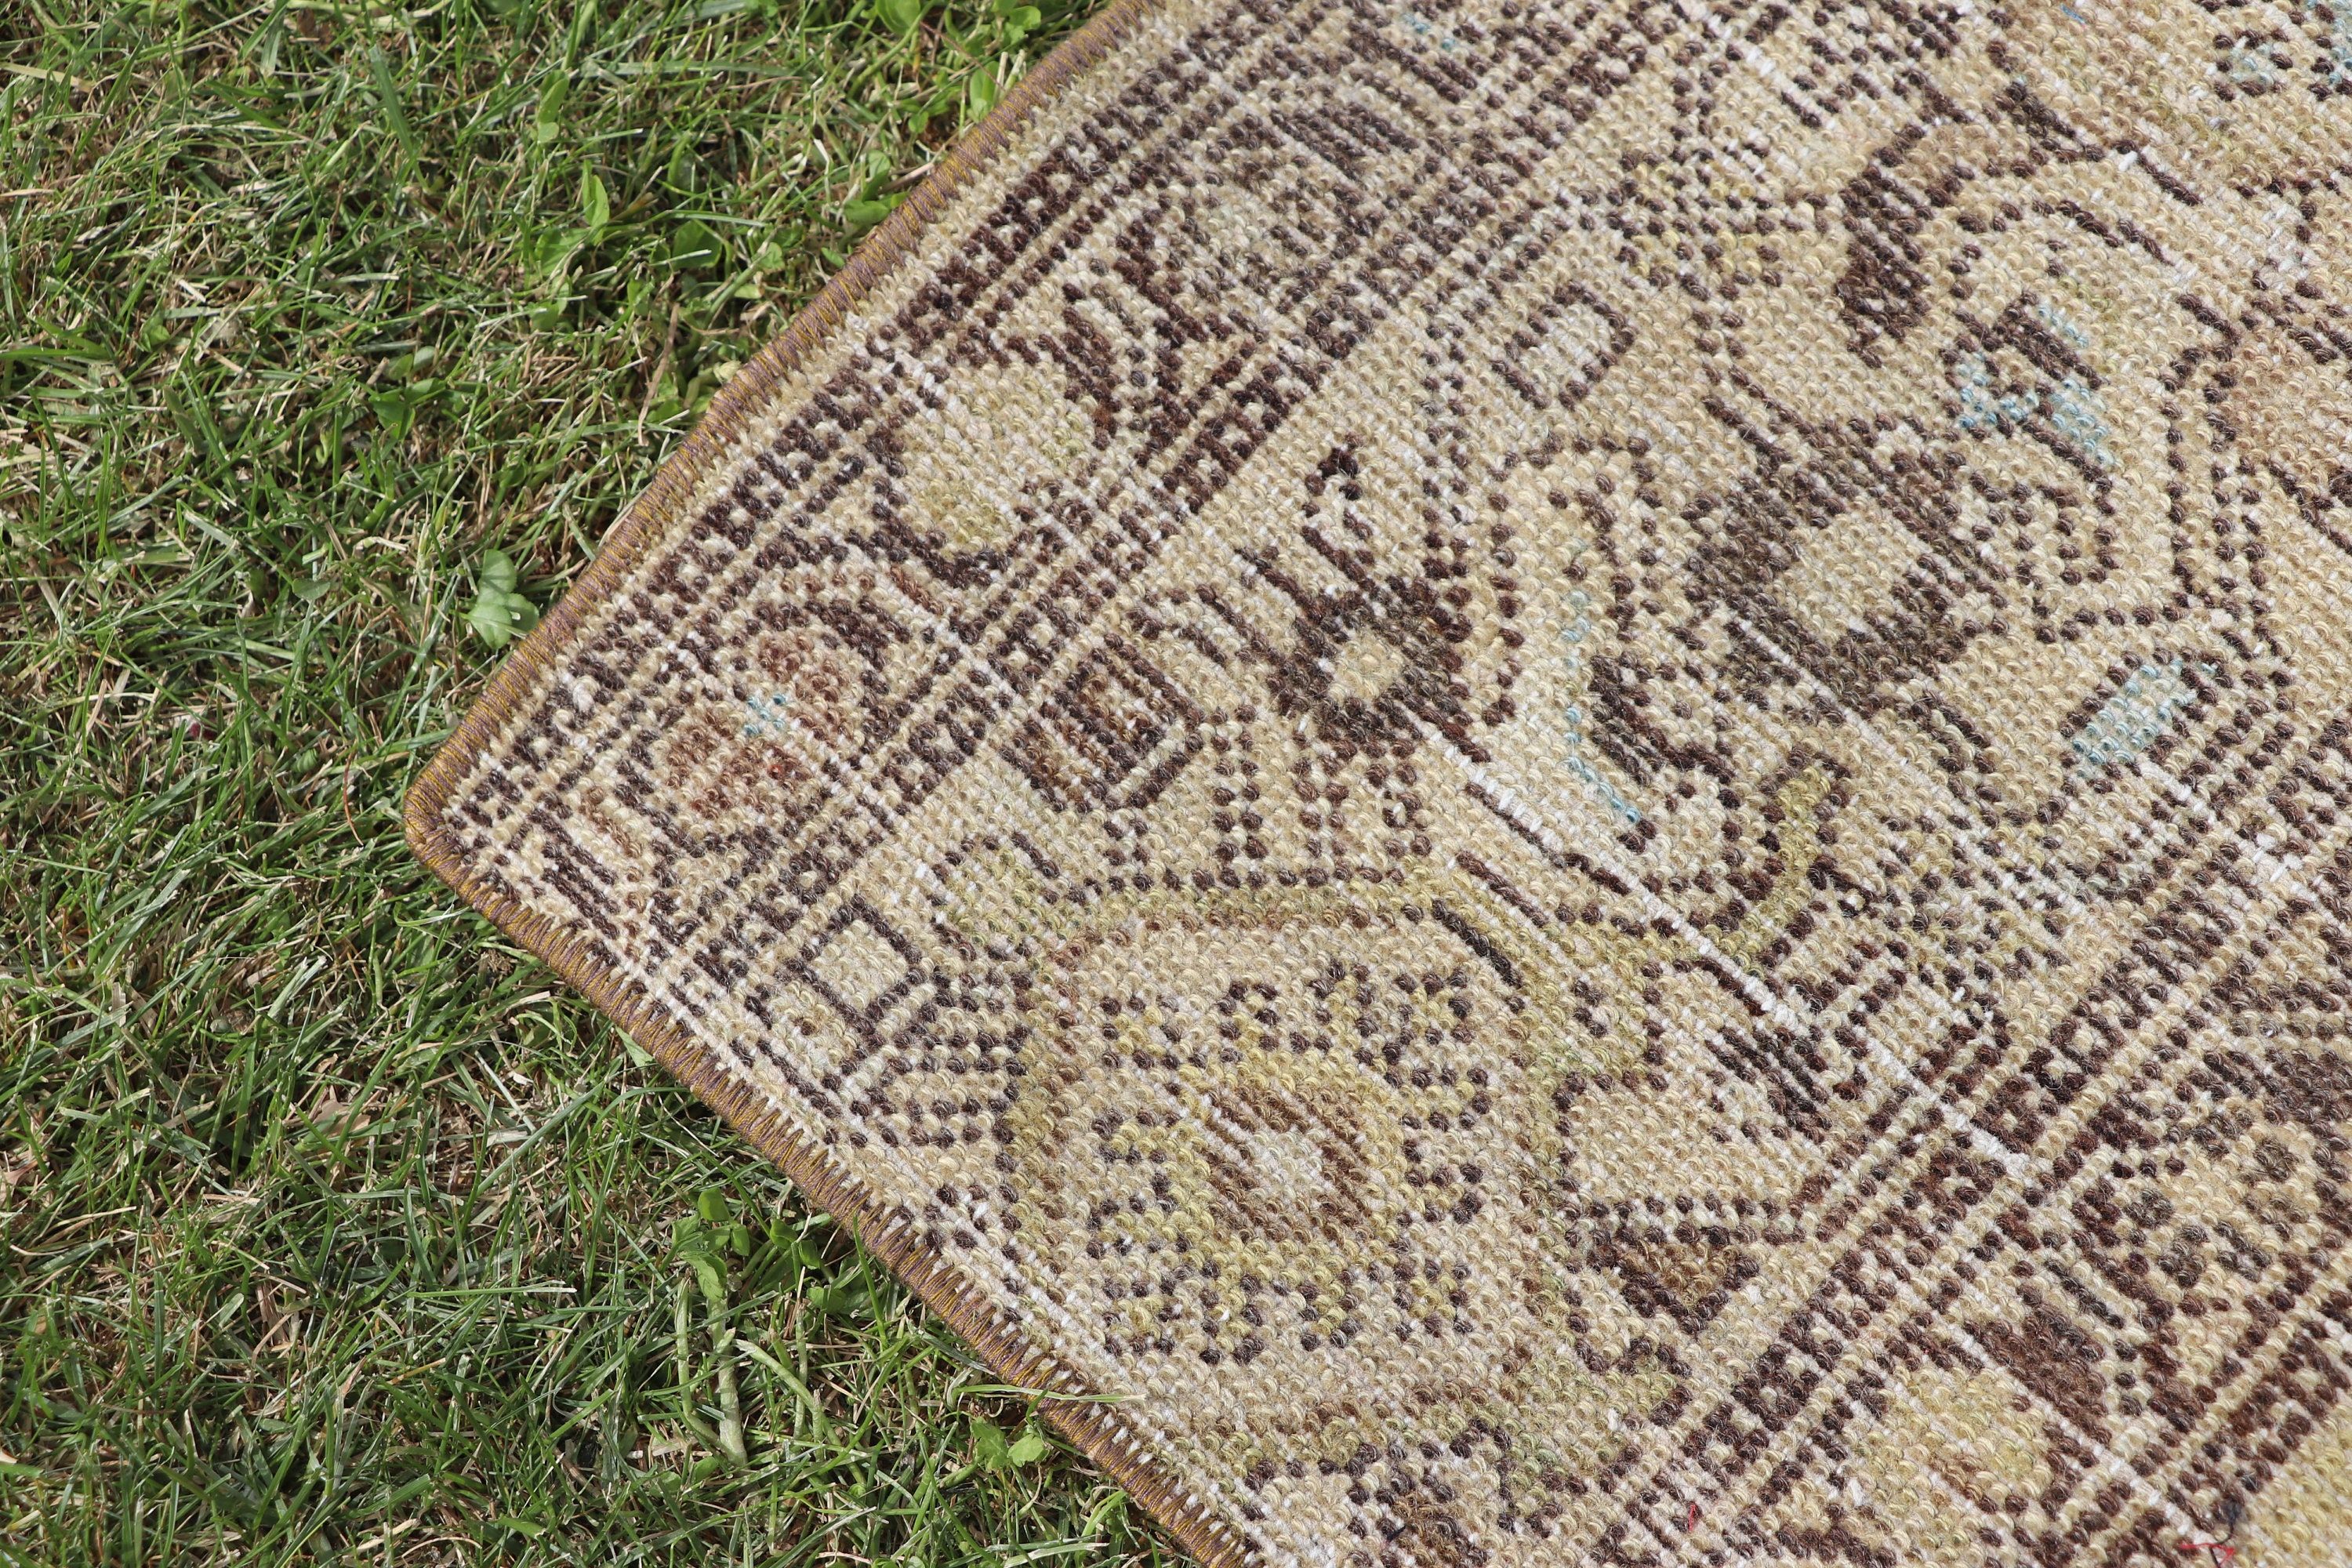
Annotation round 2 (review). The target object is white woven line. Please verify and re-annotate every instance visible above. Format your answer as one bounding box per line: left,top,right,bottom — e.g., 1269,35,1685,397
1444,734,2028,1178
1697,616,2127,1096
1613,1116,2216,1560
1573,1091,2212,1554
1639,1156,2008,1548
1427,728,2216,1545
1724,613,2100,927
2132,754,2324,906
1502,700,2350,1552
1473,860,1976,1534
1806,1301,2225,1563
1454,865,1864,1311
1944,1319,2201,1535
862,97,1686,1539
2318,1305,2352,1379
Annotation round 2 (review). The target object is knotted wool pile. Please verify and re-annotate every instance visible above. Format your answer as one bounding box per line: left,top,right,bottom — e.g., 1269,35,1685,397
408,2,2352,1561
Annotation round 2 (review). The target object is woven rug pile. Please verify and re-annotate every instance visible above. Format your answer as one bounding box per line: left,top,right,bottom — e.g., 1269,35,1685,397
409,1,2352,1560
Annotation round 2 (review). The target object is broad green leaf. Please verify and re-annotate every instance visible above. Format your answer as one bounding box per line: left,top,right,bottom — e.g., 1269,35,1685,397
672,1212,729,1305
670,220,720,272
969,1415,1010,1469
368,388,415,439
843,195,898,232
466,590,536,648
812,1279,871,1320
580,171,609,234
532,75,570,144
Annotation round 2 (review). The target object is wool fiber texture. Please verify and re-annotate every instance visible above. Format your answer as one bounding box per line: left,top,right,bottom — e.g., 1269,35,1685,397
409,2,2352,1560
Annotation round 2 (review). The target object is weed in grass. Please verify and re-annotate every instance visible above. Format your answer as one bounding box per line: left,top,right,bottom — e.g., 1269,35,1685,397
0,1,1177,1563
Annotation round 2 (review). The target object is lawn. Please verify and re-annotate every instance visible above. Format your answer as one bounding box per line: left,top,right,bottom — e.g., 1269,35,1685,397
0,2,1175,1563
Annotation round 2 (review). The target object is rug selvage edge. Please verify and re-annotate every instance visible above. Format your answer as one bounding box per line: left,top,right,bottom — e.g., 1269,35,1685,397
400,2,1261,1560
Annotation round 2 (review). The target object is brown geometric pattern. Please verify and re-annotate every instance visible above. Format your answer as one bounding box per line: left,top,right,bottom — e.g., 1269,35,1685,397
406,1,2352,1560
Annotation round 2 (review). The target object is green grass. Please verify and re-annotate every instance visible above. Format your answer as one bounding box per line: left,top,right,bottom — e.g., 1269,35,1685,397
0,1,1175,1562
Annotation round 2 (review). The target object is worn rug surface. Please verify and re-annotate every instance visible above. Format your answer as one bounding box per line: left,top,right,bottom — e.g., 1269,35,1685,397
407,1,2352,1561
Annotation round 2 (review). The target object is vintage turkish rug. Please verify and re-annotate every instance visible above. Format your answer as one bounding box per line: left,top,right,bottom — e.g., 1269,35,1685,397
408,0,2352,1561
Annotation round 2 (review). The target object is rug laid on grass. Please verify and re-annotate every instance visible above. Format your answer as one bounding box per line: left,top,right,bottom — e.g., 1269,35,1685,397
407,0,2352,1560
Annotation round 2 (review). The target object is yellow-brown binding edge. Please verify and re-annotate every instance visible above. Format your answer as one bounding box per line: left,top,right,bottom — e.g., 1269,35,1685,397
402,3,1254,1561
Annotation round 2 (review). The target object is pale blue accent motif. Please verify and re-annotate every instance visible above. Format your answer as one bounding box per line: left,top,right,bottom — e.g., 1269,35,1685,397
2071,659,2205,775
2224,37,2285,89
2034,301,2090,353
741,691,793,738
1401,9,1461,49
1559,587,1643,825
2318,0,2352,89
1955,353,2038,431
2046,373,2114,468
1955,303,2113,466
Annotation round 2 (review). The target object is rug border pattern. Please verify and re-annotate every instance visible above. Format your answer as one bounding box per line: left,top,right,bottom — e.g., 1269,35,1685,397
398,5,1250,1561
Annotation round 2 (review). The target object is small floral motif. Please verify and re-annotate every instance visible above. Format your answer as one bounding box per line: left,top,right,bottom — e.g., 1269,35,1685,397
421,2,2352,1561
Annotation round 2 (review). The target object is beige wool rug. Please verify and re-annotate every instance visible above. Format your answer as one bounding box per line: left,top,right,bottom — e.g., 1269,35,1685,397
408,1,2352,1561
